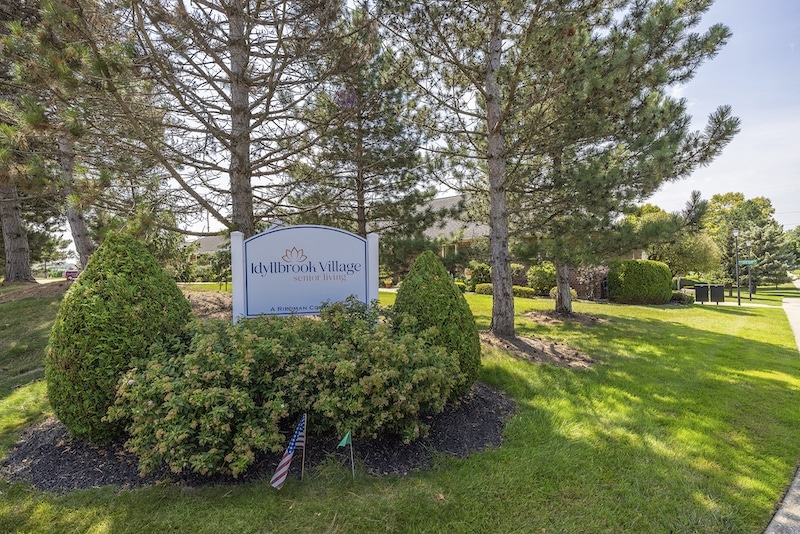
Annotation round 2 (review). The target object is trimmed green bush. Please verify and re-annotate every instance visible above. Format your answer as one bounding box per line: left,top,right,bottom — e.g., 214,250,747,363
474,283,493,295
513,285,536,299
527,262,556,295
299,300,460,443
46,232,191,443
608,259,673,305
393,251,481,400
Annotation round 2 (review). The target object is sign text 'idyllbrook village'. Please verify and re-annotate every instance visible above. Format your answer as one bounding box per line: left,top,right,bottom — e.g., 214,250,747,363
250,258,363,283
231,226,379,320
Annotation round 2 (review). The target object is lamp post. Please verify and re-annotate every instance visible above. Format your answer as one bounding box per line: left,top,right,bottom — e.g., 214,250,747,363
746,239,753,301
733,228,740,306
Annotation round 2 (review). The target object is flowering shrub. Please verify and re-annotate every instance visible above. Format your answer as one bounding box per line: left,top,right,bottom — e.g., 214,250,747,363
109,298,460,475
107,321,288,477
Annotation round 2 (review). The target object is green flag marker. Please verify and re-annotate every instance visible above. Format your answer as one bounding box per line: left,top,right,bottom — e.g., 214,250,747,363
338,430,352,448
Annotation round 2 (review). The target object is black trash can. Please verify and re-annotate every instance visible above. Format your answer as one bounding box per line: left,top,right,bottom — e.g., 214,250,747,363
710,284,724,304
694,284,709,304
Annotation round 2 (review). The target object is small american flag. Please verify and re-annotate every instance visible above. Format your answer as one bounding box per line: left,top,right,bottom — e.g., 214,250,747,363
270,414,306,490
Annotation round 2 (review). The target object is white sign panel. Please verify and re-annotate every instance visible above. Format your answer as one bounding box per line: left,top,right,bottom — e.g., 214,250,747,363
231,225,378,319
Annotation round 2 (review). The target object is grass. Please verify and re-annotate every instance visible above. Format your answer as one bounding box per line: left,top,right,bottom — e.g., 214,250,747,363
2,285,800,532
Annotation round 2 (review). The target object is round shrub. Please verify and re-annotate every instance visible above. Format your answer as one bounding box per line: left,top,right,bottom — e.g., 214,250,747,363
297,301,461,443
474,283,493,295
393,251,481,400
607,259,673,305
45,231,191,443
527,262,556,295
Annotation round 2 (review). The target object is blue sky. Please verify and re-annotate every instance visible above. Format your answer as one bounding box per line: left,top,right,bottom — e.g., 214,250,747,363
648,0,800,230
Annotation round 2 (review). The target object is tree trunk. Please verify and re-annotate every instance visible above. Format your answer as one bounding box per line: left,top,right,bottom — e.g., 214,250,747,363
229,0,255,238
486,13,514,337
58,135,95,268
0,181,35,283
554,262,573,315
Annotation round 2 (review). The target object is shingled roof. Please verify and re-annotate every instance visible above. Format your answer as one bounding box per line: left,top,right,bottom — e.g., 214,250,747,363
423,195,490,242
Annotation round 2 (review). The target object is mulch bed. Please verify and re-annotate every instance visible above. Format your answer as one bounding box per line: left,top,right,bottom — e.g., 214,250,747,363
1,382,514,492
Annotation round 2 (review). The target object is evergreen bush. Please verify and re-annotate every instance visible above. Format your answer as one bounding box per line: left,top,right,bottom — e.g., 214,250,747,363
393,251,481,400
607,259,673,305
45,232,191,443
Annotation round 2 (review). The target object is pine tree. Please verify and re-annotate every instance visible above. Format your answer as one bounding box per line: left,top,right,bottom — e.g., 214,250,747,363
287,8,439,241
380,0,739,330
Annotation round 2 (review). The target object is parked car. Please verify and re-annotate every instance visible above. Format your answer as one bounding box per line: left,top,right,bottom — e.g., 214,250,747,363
64,269,80,281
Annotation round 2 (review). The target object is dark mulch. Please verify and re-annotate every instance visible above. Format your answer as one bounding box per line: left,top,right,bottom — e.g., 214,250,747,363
1,382,514,492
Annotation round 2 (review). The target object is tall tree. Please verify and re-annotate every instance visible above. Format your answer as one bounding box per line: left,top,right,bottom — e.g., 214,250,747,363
381,0,738,333
0,0,45,282
59,0,345,238
287,8,439,242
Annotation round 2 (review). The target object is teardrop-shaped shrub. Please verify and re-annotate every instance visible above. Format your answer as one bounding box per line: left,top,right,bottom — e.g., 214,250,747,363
392,250,481,400
45,231,191,443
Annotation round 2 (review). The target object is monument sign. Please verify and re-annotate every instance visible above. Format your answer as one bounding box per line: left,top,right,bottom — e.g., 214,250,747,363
231,225,378,320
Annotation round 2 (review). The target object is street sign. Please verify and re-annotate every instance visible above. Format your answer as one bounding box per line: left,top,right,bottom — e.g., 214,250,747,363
738,259,757,265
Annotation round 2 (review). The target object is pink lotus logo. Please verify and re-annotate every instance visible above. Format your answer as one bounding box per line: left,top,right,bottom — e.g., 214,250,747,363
282,247,307,263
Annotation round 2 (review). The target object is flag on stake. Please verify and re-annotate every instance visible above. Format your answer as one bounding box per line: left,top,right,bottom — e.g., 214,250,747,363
270,414,306,490
338,430,355,479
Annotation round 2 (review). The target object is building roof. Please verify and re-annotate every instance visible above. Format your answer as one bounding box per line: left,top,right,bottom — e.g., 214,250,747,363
423,195,490,241
189,235,229,254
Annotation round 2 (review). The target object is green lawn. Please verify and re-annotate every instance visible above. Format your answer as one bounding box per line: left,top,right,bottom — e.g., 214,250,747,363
2,286,800,532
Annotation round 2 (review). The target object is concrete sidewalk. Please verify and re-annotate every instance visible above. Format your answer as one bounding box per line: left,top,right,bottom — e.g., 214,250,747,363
763,277,800,534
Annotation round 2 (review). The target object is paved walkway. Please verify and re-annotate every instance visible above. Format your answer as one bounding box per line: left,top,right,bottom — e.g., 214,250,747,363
764,277,800,534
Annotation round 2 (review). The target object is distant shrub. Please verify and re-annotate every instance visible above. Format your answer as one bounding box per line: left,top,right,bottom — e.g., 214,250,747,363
671,291,696,305
393,251,481,400
454,280,467,293
474,283,493,295
46,232,191,443
527,262,556,295
608,260,672,305
549,286,578,300
512,285,536,299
